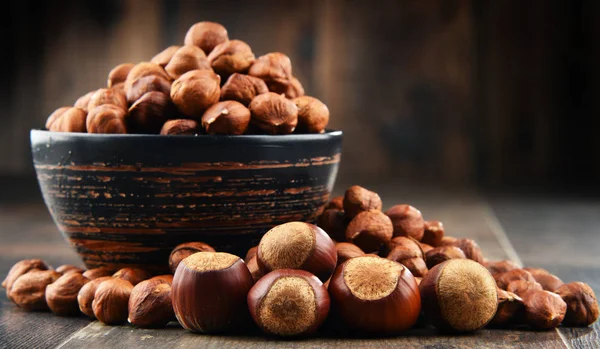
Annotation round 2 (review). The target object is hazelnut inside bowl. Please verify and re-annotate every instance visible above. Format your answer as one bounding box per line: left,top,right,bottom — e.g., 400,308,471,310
31,129,342,273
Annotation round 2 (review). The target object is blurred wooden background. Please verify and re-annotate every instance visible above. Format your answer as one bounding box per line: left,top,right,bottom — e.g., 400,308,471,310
1,0,599,189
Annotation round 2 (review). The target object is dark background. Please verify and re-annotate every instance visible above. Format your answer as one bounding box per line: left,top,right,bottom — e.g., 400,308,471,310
1,0,598,191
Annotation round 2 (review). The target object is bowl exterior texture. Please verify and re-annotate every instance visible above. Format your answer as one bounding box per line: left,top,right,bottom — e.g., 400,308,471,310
31,130,341,272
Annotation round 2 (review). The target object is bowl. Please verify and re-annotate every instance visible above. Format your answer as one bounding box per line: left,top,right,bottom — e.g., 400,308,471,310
31,130,342,272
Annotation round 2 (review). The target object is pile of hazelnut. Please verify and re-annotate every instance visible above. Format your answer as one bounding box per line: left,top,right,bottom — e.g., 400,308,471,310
45,21,329,136
3,185,598,337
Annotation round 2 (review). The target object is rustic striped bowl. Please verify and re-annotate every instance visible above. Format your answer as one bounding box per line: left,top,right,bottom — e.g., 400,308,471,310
31,130,342,273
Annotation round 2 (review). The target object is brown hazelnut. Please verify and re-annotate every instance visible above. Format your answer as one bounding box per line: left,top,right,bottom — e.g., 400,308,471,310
521,290,567,330
184,21,229,54
248,52,293,94
443,238,484,264
87,104,128,134
293,96,329,134
172,252,253,333
494,269,536,290
112,268,151,286
169,242,216,273
248,269,330,337
325,196,344,210
2,259,49,301
207,40,255,77
245,246,258,262
82,267,115,280
248,92,298,134
74,90,95,112
387,246,428,277
126,74,172,104
439,236,458,246
425,246,466,269
87,88,127,112
171,69,221,119
107,63,135,88
329,256,421,334
220,73,268,106
201,100,251,135
10,269,61,310
128,91,174,133
488,288,524,327
343,185,382,219
257,222,337,282
419,242,434,254
345,209,393,253
420,259,498,332
46,107,87,133
149,274,174,285
77,276,112,318
160,119,199,135
151,45,181,67
165,45,211,80
506,279,543,296
385,236,424,258
111,83,125,94
285,77,305,99
246,255,264,283
92,278,134,324
45,272,89,315
556,282,599,326
317,209,347,242
422,221,445,246
485,260,520,275
55,265,85,275
523,267,564,292
335,242,365,266
124,62,170,95
385,204,425,241
128,279,175,328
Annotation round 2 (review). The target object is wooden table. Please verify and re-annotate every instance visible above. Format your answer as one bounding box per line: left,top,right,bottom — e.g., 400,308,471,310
1,184,599,348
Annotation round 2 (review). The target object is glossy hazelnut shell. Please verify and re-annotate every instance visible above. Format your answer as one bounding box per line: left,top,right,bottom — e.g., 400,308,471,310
317,208,347,242
46,107,87,133
556,282,599,326
165,45,211,80
82,267,115,280
247,269,330,337
171,70,221,119
425,246,466,269
112,268,151,286
485,260,520,275
151,45,181,67
126,75,172,104
77,276,111,318
293,96,330,134
127,91,174,133
248,52,293,94
385,204,425,241
522,290,567,330
488,288,524,327
345,209,393,253
201,100,251,135
108,63,135,88
335,242,365,266
523,267,564,292
160,119,199,135
55,265,85,275
494,269,536,290
248,92,298,135
343,185,382,219
87,88,127,112
92,278,134,324
128,279,174,328
220,73,269,106
2,259,49,300
207,39,255,77
168,242,216,273
422,220,444,246
184,21,229,54
124,62,170,95
46,272,89,315
86,105,128,134
9,270,61,310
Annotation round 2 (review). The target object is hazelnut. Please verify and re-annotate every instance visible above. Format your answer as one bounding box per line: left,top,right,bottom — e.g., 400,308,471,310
46,107,87,133
245,246,258,262
92,278,134,324
111,83,125,94
87,104,128,134
107,63,135,88
425,246,466,269
128,279,175,328
293,96,329,134
171,69,221,119
521,290,567,330
385,236,424,258
87,88,127,112
317,208,347,242
77,276,112,318
2,259,49,301
285,77,305,99
247,269,330,337
556,282,599,326
343,185,382,219
112,268,151,286
151,45,181,67
128,91,174,133
439,236,458,246
220,73,268,106
55,265,85,275
74,90,95,112
165,45,211,80
335,242,365,266
442,238,484,264
172,252,253,333
325,196,344,210
169,242,216,273
257,222,337,282
10,270,61,310
484,260,520,275
248,52,293,94
82,267,115,280
523,267,563,292
419,242,434,254
45,272,89,315
329,256,421,334
207,40,255,77
149,274,174,285
124,62,170,95
126,74,172,104
387,246,428,277
246,255,264,283
422,221,444,246
184,21,229,54
420,259,498,332
345,209,393,253
248,92,298,134
494,269,536,290
160,119,199,135
505,279,543,296
488,288,524,327
385,204,425,241
201,100,251,135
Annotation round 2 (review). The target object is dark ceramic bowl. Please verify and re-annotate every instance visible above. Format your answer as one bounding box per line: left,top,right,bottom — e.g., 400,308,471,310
31,130,342,272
